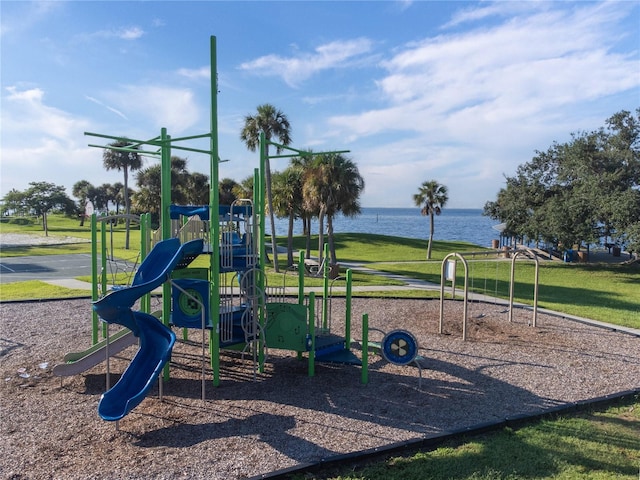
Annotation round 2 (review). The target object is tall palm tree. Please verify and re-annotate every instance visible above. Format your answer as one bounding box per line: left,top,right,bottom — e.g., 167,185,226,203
240,104,292,272
303,153,365,265
103,140,142,249
291,150,317,259
413,180,449,259
272,165,304,266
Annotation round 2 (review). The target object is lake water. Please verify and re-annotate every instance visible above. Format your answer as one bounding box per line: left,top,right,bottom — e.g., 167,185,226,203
270,208,499,248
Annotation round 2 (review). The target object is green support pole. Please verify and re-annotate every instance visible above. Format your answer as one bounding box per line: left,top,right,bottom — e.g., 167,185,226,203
101,221,107,339
140,213,150,314
361,313,369,385
345,269,352,348
308,291,315,377
209,36,222,387
257,134,267,373
160,127,172,381
253,168,260,267
298,250,305,304
91,213,99,344
100,220,107,295
259,131,266,278
322,243,329,332
296,251,305,361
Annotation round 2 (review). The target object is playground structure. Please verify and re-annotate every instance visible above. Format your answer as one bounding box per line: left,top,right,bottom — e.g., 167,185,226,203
53,37,546,424
439,248,540,340
54,37,376,422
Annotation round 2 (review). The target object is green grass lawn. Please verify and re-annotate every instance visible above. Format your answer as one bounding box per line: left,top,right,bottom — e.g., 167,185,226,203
0,214,139,259
298,397,639,480
0,280,91,300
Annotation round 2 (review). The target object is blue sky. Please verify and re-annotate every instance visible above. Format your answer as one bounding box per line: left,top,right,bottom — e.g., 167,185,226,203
1,1,638,209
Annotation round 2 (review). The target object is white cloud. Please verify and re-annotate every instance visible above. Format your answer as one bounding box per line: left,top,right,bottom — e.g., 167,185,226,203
444,1,545,28
103,85,201,134
4,86,89,141
396,0,413,13
0,1,64,37
238,38,375,87
85,95,128,120
316,2,638,207
76,26,145,42
177,66,210,80
328,2,639,140
117,26,144,40
0,86,117,197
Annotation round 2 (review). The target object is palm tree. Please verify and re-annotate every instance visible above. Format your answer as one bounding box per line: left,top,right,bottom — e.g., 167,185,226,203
232,175,254,201
93,184,110,214
103,140,142,249
272,166,304,266
132,156,190,227
413,180,449,259
291,150,317,259
186,172,210,206
219,178,238,206
303,153,365,265
111,182,125,214
72,180,94,226
99,183,116,214
240,104,292,272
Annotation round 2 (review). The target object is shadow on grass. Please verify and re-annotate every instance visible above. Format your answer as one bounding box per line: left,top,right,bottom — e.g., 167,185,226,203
376,419,638,479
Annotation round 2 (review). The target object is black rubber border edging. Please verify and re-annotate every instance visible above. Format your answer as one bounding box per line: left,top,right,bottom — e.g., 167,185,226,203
249,388,640,480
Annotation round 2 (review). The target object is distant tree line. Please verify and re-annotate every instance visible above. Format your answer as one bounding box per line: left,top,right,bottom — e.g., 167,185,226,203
484,109,640,254
1,182,76,236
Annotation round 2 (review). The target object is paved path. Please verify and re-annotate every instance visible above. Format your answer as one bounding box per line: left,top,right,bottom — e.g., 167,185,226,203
0,254,96,284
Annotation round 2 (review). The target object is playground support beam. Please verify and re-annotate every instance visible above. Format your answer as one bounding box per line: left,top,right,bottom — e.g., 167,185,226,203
297,250,305,303
209,35,222,387
508,249,540,327
439,253,469,341
140,213,151,314
91,214,99,344
361,313,369,385
160,128,172,381
345,269,353,348
308,291,316,377
322,243,330,331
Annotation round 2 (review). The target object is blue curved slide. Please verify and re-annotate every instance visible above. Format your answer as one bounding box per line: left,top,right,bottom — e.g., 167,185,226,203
93,238,203,421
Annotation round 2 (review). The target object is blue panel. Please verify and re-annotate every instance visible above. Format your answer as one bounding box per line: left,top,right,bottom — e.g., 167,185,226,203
381,330,419,366
171,279,211,329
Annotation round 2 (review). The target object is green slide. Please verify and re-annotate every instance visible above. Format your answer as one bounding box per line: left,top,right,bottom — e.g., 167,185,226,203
53,329,137,377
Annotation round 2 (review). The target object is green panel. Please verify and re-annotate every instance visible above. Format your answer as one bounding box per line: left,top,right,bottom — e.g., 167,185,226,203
265,303,309,352
171,267,209,280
